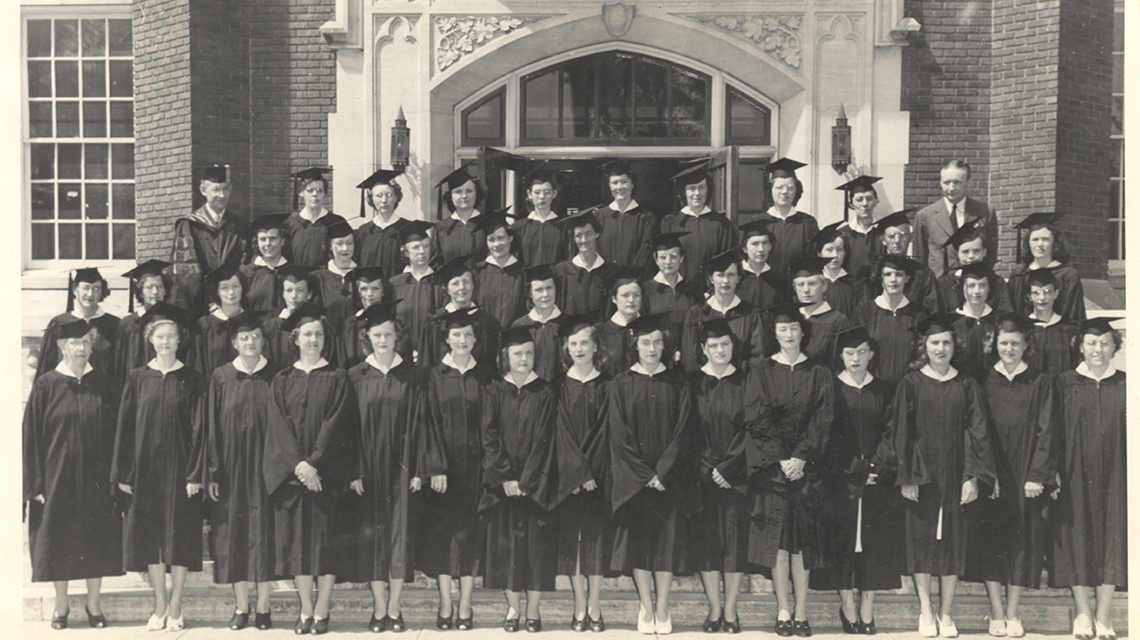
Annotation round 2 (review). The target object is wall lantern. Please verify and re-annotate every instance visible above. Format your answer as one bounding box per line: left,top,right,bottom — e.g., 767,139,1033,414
831,104,852,174
391,106,410,172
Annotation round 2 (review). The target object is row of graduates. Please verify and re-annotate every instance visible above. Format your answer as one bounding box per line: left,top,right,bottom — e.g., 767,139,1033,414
24,273,1126,638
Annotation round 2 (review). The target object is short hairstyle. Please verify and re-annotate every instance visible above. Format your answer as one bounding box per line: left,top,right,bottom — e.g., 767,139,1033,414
72,276,110,303
834,335,878,371
1019,222,1071,264
910,327,965,372
1078,328,1123,357
524,277,558,311
444,176,487,213
624,326,675,366
559,324,607,371
941,159,972,179
132,272,171,305
208,271,245,306
986,320,1036,362
366,180,404,210
603,165,638,196
765,317,812,356
359,317,410,357
143,317,187,347
955,271,992,302
289,316,331,347
694,326,737,368
497,339,538,376
768,173,805,206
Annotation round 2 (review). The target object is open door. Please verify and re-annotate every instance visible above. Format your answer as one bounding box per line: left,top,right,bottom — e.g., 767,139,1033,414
477,146,531,214
709,145,740,222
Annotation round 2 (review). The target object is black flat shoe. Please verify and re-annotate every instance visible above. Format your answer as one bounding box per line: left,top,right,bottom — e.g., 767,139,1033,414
571,615,587,632
295,616,314,635
437,609,454,630
724,617,742,634
311,616,330,635
231,610,251,631
368,614,387,633
588,614,605,633
503,617,520,633
861,618,877,635
841,608,858,634
51,610,68,630
255,612,272,630
776,619,794,637
704,616,723,632
794,619,813,637
86,606,106,629
526,618,542,633
456,612,473,631
390,613,406,632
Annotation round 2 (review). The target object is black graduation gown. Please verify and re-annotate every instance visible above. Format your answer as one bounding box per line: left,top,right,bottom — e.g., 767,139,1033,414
261,312,335,369
967,366,1056,587
111,364,207,571
1026,319,1079,376
355,218,409,277
263,364,359,579
113,311,197,393
551,372,614,576
752,210,819,276
511,312,566,382
860,264,944,314
474,259,527,329
596,318,633,378
607,367,700,574
594,204,658,268
850,298,928,386
936,271,1013,314
737,264,788,310
416,360,496,577
951,311,998,382
239,261,284,314
1050,368,1127,589
282,211,348,268
1007,262,1086,321
513,215,569,265
169,212,248,314
553,259,616,316
739,357,834,570
884,369,996,576
23,368,123,581
659,211,737,283
36,312,119,381
311,267,353,332
689,368,752,573
802,306,851,370
348,359,422,582
480,377,559,591
432,215,487,265
389,270,442,364
204,361,279,583
823,274,863,320
841,224,875,280
809,375,903,591
641,276,701,345
680,299,766,374
190,311,240,377
421,306,501,371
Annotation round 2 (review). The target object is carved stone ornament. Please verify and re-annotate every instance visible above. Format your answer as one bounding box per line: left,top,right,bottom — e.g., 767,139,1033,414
435,15,546,72
688,14,803,69
602,2,636,38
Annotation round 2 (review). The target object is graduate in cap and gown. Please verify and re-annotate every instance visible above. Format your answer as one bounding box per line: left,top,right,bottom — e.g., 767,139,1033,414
335,268,396,368
814,222,864,320
850,255,929,386
24,318,123,630
882,312,996,639
354,168,410,277
263,303,361,635
606,313,700,635
510,264,565,382
416,307,497,631
114,260,182,392
189,259,246,377
388,220,441,363
261,265,327,368
347,302,423,633
641,232,701,345
513,169,570,265
594,267,647,378
736,220,788,310
752,158,818,275
1006,212,1086,322
862,209,944,313
310,219,358,333
935,221,1013,313
432,168,488,264
240,213,291,314
36,267,120,381
200,311,279,631
593,161,658,268
552,210,617,315
836,175,883,280
111,302,206,632
474,209,528,328
790,256,852,368
949,262,1003,381
169,165,248,314
421,255,501,368
281,168,348,269
680,248,767,374
1050,317,1126,639
659,163,737,283
1022,268,1079,375
480,325,561,632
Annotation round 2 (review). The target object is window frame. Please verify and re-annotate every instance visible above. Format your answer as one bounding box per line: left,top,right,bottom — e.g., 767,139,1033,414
22,3,136,271
1109,3,1125,260
460,85,506,147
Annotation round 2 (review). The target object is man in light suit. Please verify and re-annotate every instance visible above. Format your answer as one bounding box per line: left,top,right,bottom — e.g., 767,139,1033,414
912,160,998,278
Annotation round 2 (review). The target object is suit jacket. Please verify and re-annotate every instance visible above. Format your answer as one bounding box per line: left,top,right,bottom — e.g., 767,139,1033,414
912,197,998,278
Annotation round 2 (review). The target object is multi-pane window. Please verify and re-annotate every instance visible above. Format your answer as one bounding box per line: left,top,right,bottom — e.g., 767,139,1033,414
26,16,135,262
1109,6,1124,260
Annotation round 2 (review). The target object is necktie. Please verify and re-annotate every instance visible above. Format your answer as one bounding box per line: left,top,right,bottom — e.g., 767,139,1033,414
950,203,959,232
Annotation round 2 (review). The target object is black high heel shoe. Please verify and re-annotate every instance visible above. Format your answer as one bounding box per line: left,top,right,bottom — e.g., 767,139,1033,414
255,611,272,630
861,617,877,635
295,616,314,635
456,610,474,631
587,613,605,633
311,615,330,635
723,616,742,634
368,614,387,633
51,609,69,630
704,616,723,632
86,606,106,629
525,618,542,633
390,613,407,632
571,614,587,632
793,619,813,637
776,619,794,637
436,607,454,630
231,609,251,630
503,616,520,633
841,608,859,634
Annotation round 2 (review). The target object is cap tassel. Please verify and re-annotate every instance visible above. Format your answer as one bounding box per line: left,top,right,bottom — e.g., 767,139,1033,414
129,280,136,313
935,504,943,541
359,188,366,219
66,271,75,313
293,177,300,211
854,496,863,553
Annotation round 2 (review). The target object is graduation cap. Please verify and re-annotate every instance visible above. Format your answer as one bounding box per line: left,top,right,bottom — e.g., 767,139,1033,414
764,302,808,325
472,207,515,236
601,266,649,293
957,260,1000,281
122,260,172,312
66,267,109,313
870,208,916,232
556,309,605,339
437,167,477,192
1077,316,1123,337
553,208,601,233
326,219,354,242
250,213,290,236
431,255,476,285
280,302,327,333
433,306,481,330
669,161,711,186
57,318,93,340
767,157,806,178
523,263,557,285
702,246,744,275
348,266,387,285
225,310,264,336
836,175,882,195
990,311,1040,336
360,299,403,329
520,164,557,187
738,219,774,241
397,219,434,245
598,159,634,178
626,312,671,336
292,167,331,209
700,317,737,341
810,221,845,250
874,253,921,276
645,231,690,252
835,325,874,352
139,301,193,332
494,324,536,347
204,259,243,286
200,165,229,184
941,219,985,250
916,312,962,336
277,264,315,283
1025,267,1060,289
1016,212,1063,231
788,256,833,279
356,168,403,218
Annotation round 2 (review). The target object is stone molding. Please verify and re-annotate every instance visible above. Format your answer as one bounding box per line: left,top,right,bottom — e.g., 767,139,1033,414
434,15,550,72
680,14,804,69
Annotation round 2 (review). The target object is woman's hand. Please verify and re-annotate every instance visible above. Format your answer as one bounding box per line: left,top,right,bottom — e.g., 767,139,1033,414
782,457,806,482
503,480,525,497
901,484,919,502
295,461,322,491
646,475,665,491
410,477,422,492
582,479,598,492
1024,481,1044,499
866,473,878,486
186,483,202,498
350,479,364,496
992,477,1000,499
960,478,978,505
1051,473,1062,500
431,475,447,493
711,468,731,489
33,494,44,504
207,482,220,501
118,483,133,495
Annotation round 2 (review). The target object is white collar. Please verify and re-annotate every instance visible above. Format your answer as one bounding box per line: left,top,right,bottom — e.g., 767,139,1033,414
205,204,226,222
293,357,330,373
838,369,874,389
955,303,993,320
993,360,1028,382
741,260,771,275
77,305,105,320
566,366,600,383
846,218,874,234
571,253,604,271
653,271,684,287
874,293,910,312
528,306,562,323
233,355,269,375
1076,361,1117,381
700,362,737,379
681,205,713,217
801,301,832,318
212,306,242,321
609,199,639,213
920,364,959,381
610,311,635,327
944,197,967,214
327,260,357,276
504,370,540,388
442,352,477,373
402,264,434,280
254,255,287,268
485,254,518,268
54,360,94,379
279,307,294,319
528,210,557,223
300,207,329,223
147,358,185,374
450,209,481,223
372,212,402,229
707,295,742,314
771,351,809,367
631,361,666,376
1028,259,1063,270
766,206,795,221
366,352,404,374
1034,311,1061,327
824,267,848,282
444,300,474,313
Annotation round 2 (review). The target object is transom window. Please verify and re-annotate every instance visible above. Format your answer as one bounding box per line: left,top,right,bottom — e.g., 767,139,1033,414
26,14,136,263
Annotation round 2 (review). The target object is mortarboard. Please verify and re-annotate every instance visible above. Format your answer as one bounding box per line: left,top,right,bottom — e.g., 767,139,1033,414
670,162,711,186
200,165,229,184
738,219,774,241
1025,267,1060,289
1077,317,1123,336
764,302,808,325
433,306,481,330
835,325,874,352
280,302,327,333
700,318,736,341
875,254,921,275
326,219,354,241
204,259,243,285
472,207,515,236
870,209,916,232
1015,212,1063,231
626,312,671,336
438,167,477,192
810,221,845,250
645,231,690,252
225,310,264,336
554,208,601,233
788,256,833,279
397,219,434,245
523,263,557,285
767,157,806,178
122,260,171,313
958,260,1000,281
836,175,882,194
556,309,605,339
601,266,649,293
702,246,745,274
990,311,1040,336
941,219,985,250
139,301,193,332
916,312,961,336
57,318,93,340
494,324,536,347
432,255,476,285
360,299,403,329
250,213,290,235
